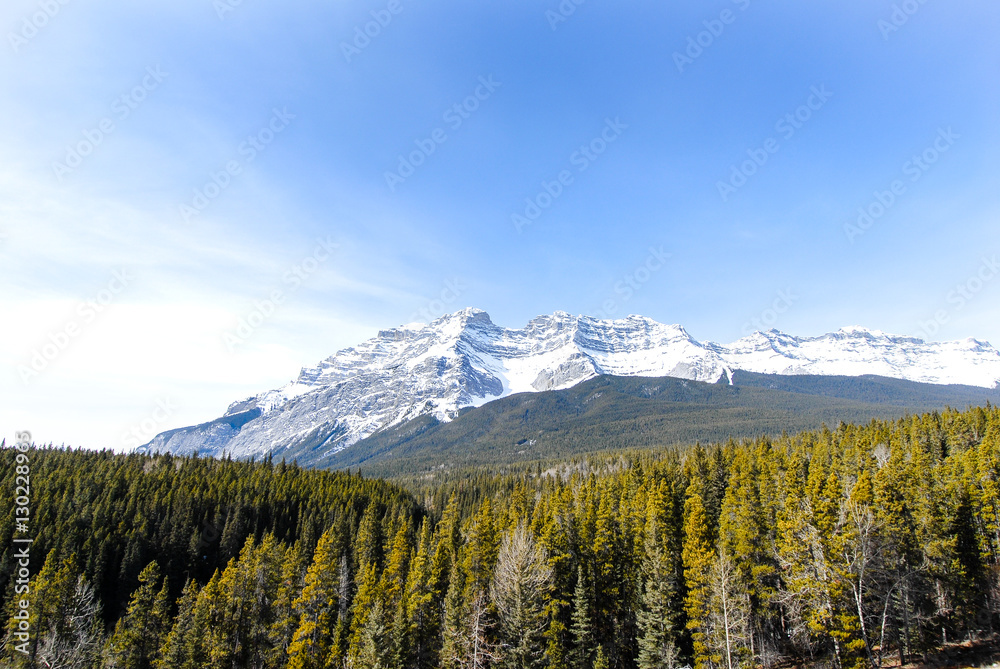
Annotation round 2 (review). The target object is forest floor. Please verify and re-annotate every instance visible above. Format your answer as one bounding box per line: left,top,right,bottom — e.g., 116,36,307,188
887,635,1000,669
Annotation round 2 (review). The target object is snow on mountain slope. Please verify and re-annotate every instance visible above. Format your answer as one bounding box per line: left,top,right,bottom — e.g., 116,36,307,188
723,327,999,386
142,309,1000,460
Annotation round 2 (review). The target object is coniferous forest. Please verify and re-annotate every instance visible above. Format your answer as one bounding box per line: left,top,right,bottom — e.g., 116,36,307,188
3,405,1000,669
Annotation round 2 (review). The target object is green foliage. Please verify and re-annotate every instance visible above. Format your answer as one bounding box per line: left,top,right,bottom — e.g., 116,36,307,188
318,373,1000,477
4,403,1000,669
637,497,680,669
569,566,596,669
104,561,170,669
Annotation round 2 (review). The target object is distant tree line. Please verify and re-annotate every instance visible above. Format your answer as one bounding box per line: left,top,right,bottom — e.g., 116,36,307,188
2,404,999,668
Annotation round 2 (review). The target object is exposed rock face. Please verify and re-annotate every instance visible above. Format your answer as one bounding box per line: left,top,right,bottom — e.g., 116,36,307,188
142,308,1000,461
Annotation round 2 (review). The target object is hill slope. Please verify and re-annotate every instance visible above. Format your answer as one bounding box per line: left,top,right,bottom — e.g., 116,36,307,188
319,372,1000,476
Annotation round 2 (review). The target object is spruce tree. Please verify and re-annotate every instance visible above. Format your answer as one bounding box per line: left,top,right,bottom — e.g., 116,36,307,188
637,504,680,669
104,561,171,669
354,600,391,669
154,579,201,669
682,483,715,669
569,566,595,669
287,529,342,669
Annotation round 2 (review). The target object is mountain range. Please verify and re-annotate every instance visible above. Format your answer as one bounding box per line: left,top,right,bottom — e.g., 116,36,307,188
141,308,1000,466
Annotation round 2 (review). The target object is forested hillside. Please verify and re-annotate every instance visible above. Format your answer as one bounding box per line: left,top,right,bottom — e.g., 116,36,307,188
323,372,1000,477
4,405,1000,669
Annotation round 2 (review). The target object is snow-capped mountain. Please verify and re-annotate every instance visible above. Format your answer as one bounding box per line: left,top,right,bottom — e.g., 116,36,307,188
142,308,1000,460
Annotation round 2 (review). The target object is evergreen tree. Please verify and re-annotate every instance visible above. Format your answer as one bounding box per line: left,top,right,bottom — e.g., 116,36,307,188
346,562,382,665
683,483,715,669
718,450,774,664
268,542,306,669
353,599,392,669
637,504,680,669
402,520,439,669
3,550,74,665
287,529,342,669
440,564,468,669
593,645,610,669
154,579,201,669
569,566,596,669
104,561,171,669
3,405,1000,669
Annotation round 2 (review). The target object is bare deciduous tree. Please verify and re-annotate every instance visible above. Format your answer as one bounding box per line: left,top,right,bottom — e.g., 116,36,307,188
708,552,752,669
489,525,552,669
37,576,103,669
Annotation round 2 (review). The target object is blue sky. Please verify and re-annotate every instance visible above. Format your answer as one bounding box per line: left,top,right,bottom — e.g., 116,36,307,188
2,0,998,449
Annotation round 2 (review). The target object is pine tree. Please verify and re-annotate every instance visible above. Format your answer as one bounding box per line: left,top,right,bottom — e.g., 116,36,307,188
355,505,384,575
287,529,342,669
202,535,285,668
403,520,439,669
154,579,201,669
268,542,306,669
346,562,382,665
569,566,595,669
440,564,468,669
683,483,715,669
593,645,609,669
775,489,831,662
637,503,680,669
464,499,501,594
381,525,412,612
175,570,218,668
104,561,171,669
2,550,72,665
354,599,391,669
718,451,774,664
